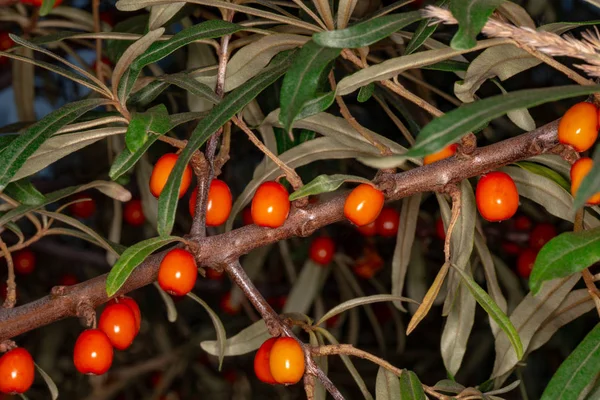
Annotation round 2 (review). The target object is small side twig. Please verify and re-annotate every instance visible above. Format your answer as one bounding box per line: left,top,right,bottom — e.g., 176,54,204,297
0,237,16,308
574,209,600,316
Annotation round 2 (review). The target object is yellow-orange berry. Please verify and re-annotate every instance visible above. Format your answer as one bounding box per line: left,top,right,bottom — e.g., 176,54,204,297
149,154,193,198
251,181,290,228
475,172,519,222
254,338,277,384
269,337,305,385
73,329,113,375
558,102,599,152
344,184,385,227
157,249,197,296
423,144,458,165
0,348,35,394
571,157,600,205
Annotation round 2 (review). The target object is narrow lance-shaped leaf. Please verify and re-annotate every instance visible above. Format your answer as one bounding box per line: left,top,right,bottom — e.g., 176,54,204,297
125,104,170,153
405,0,448,55
201,319,269,357
574,145,600,209
105,236,183,296
407,85,600,158
316,294,417,326
529,228,600,295
157,50,296,236
160,73,221,104
357,83,375,103
313,11,421,48
279,41,340,133
4,179,45,206
375,367,400,400
0,98,111,190
399,370,426,400
516,161,570,192
449,0,505,50
35,363,58,400
540,323,600,400
289,174,371,201
187,293,227,370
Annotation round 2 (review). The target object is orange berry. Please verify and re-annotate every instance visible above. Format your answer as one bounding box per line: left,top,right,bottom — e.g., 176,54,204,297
423,144,458,165
59,274,78,286
309,237,335,265
571,157,600,205
344,184,385,227
529,223,557,250
69,193,96,219
558,102,599,152
254,337,277,384
73,329,113,375
108,297,141,335
205,268,223,280
269,337,305,385
513,215,532,231
267,295,287,311
0,348,35,394
436,217,446,241
517,248,538,278
188,189,197,218
98,303,137,350
475,172,519,222
149,154,193,199
356,221,376,236
189,180,232,227
242,207,254,225
375,207,400,237
353,248,384,279
13,250,35,275
123,200,145,226
220,292,241,315
251,181,290,228
158,249,197,296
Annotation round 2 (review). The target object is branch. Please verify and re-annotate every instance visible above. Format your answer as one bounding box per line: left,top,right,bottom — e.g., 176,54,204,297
0,119,559,342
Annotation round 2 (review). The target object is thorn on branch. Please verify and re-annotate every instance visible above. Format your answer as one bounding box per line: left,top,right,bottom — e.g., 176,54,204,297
458,133,477,157
76,300,97,329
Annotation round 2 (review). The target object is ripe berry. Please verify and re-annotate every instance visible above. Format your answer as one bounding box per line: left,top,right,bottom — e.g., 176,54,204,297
423,144,458,165
356,221,376,236
571,157,600,205
242,207,254,225
0,348,35,394
13,250,35,275
98,303,137,350
436,217,446,241
517,248,538,278
529,223,557,250
205,268,223,280
69,193,96,219
73,329,113,375
158,249,197,296
254,337,277,384
123,200,145,226
267,295,287,311
189,180,232,226
149,153,193,199
59,274,78,286
375,207,400,237
513,215,532,231
502,241,522,256
344,184,385,227
92,57,112,72
0,32,13,65
353,248,384,279
251,181,290,228
475,172,519,222
107,297,141,335
269,337,305,385
20,0,62,7
220,292,241,315
558,102,599,152
309,237,335,265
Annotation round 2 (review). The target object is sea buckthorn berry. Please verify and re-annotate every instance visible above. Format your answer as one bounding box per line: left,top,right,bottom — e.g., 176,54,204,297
344,184,385,227
60,274,78,286
375,207,400,237
20,0,62,7
353,248,384,279
13,250,35,275
123,200,145,226
436,217,446,241
149,154,193,199
558,102,599,152
529,223,557,250
517,248,538,278
108,297,141,335
309,237,335,265
475,172,519,222
189,180,233,226
514,215,532,231
0,348,35,394
269,337,305,385
502,241,521,256
74,329,113,375
356,221,376,236
69,193,96,219
242,207,254,225
220,292,241,315
571,157,600,205
98,303,137,350
205,267,223,280
189,189,197,217
251,181,290,228
158,249,197,296
0,32,13,65
267,295,287,311
423,144,458,165
254,338,277,384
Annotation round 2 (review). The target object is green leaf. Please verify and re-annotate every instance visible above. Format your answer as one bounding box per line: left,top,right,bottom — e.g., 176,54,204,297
4,179,45,205
160,74,221,104
399,370,426,400
407,85,600,158
187,292,227,370
357,83,375,103
279,41,340,132
0,99,110,190
106,236,182,296
450,0,505,50
421,60,470,72
39,0,57,17
125,105,170,153
157,50,296,236
529,228,600,295
405,0,448,55
541,323,600,400
289,174,372,201
295,91,337,122
313,12,421,48
201,319,269,357
316,294,416,326
376,367,400,399
516,161,571,192
110,135,161,181
451,263,524,360
574,146,600,209
120,20,243,100
128,80,170,107
35,363,58,400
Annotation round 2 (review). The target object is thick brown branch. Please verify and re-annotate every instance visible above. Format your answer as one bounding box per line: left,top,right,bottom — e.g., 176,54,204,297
0,119,559,341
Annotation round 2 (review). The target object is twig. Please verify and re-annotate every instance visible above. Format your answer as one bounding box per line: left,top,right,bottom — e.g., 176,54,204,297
92,0,103,82
574,209,600,316
443,185,462,263
0,237,16,308
312,344,402,375
214,121,231,175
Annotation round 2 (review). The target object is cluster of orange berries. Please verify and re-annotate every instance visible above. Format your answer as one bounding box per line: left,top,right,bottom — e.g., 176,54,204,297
254,337,305,385
73,296,141,375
